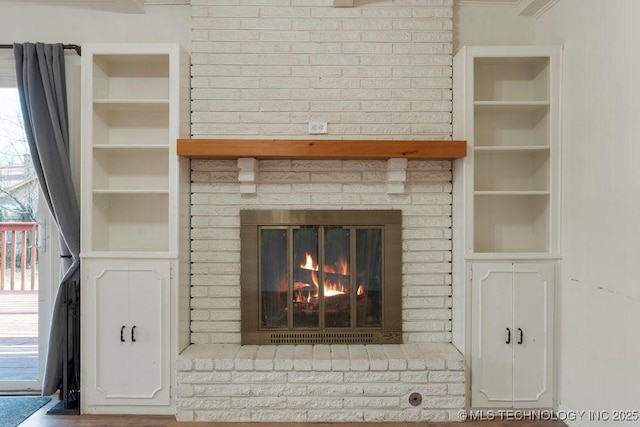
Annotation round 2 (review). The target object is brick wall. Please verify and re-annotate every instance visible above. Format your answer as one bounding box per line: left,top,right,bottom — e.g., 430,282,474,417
176,343,465,422
189,0,455,344
190,0,453,139
182,1,462,420
190,159,453,344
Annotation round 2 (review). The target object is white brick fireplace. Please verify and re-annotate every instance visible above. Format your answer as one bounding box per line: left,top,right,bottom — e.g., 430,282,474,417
188,159,454,345
177,159,465,422
176,0,464,422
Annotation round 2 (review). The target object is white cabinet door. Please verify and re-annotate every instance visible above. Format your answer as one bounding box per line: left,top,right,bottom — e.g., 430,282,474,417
127,268,167,400
513,263,554,408
471,262,554,408
85,259,170,408
472,262,514,408
94,267,130,400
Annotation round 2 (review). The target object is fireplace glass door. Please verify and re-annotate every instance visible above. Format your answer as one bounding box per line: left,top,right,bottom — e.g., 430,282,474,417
260,226,383,332
241,210,401,345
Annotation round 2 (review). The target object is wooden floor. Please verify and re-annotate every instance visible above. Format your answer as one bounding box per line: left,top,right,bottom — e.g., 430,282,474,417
20,398,567,427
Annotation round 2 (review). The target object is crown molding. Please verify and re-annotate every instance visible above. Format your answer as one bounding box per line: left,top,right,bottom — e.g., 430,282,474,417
0,0,189,13
456,0,519,7
144,0,189,4
518,0,559,18
457,0,559,18
0,0,144,12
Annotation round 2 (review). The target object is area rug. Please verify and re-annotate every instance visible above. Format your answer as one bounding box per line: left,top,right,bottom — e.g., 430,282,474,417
0,396,51,427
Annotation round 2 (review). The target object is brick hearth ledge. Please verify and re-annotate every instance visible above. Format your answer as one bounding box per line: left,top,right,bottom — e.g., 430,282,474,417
176,343,465,423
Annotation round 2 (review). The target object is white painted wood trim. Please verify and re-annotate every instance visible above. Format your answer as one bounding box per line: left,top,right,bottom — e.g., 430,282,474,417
457,0,519,7
144,0,189,5
0,0,145,13
518,0,559,17
457,0,559,17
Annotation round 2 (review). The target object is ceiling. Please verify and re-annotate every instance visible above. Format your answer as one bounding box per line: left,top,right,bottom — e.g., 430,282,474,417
1,0,556,17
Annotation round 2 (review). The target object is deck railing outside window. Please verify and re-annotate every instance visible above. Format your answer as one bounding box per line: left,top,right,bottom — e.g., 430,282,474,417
0,222,38,291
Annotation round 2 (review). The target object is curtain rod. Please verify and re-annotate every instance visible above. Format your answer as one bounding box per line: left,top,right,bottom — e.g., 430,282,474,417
0,44,81,56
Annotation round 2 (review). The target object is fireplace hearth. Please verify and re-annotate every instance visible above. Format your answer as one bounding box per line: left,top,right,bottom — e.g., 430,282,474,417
240,210,402,345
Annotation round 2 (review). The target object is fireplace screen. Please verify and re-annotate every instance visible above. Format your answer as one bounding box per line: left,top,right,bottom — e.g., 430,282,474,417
241,210,401,345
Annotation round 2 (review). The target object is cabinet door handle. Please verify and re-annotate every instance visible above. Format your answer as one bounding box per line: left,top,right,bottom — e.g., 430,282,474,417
120,326,126,342
131,325,137,342
506,327,511,344
518,328,524,344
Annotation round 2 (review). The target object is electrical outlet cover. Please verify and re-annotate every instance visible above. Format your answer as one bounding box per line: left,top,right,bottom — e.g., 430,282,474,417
308,122,328,134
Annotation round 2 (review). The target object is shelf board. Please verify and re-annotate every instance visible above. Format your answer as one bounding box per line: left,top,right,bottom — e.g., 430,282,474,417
474,101,550,112
177,138,467,160
467,253,560,260
474,190,550,196
93,99,169,111
93,144,169,150
474,145,550,152
93,189,170,195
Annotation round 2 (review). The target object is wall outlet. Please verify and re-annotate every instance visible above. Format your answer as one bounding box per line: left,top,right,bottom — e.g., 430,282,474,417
308,122,328,134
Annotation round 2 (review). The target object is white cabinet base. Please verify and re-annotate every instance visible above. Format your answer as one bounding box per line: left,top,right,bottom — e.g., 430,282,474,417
471,262,554,409
82,259,171,414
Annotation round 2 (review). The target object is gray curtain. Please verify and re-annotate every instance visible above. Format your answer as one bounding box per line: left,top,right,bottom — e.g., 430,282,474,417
14,43,80,397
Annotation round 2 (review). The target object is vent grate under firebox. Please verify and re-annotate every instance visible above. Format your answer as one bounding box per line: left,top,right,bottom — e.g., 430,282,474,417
270,332,374,344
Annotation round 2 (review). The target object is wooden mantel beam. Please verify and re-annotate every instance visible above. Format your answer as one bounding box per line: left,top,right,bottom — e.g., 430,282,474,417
177,139,467,160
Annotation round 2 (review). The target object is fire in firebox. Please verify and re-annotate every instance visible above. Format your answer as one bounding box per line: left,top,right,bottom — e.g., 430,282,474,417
260,225,383,331
240,210,402,345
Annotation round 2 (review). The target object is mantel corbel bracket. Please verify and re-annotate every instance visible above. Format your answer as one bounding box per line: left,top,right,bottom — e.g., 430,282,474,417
238,157,257,194
387,158,408,194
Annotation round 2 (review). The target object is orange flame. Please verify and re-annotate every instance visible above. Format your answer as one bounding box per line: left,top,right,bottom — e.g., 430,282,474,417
324,280,347,297
325,258,349,275
296,252,352,299
300,253,318,271
293,287,314,303
357,285,365,296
